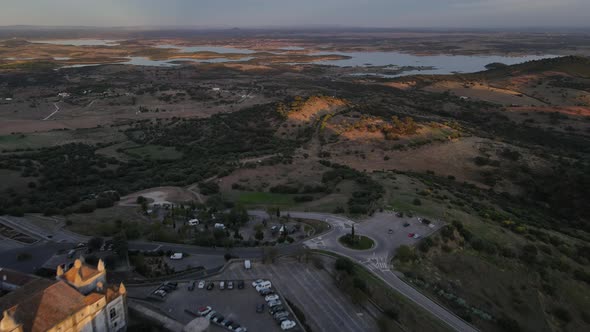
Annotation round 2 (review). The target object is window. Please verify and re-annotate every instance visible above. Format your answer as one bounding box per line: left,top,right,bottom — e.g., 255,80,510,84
109,308,117,320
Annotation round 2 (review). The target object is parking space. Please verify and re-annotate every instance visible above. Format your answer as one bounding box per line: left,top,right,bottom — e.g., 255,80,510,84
220,259,378,332
128,278,283,332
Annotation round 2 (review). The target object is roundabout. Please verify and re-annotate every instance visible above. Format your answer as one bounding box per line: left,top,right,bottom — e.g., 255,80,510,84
338,234,375,250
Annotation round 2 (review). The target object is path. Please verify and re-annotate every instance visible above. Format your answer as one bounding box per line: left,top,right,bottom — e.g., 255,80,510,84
42,102,60,121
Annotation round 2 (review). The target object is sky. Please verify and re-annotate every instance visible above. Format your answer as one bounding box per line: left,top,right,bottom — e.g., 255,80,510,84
1,0,589,28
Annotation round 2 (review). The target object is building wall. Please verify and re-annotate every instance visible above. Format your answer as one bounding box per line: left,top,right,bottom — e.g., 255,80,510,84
105,296,127,332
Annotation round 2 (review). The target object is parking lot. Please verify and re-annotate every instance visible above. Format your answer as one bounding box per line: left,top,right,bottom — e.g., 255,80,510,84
128,277,285,332
219,259,378,332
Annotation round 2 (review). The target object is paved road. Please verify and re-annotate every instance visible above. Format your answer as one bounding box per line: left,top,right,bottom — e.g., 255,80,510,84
251,210,477,332
3,211,476,331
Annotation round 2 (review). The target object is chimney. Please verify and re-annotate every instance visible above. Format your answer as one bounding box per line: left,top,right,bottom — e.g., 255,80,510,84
97,259,105,272
56,265,64,277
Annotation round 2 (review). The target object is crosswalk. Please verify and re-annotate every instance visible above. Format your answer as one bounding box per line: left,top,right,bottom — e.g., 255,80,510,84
362,255,390,272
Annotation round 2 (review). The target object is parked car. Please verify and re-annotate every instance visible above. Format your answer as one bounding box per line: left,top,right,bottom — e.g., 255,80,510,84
153,289,166,298
270,306,285,315
252,279,266,288
212,315,225,323
206,282,214,290
163,281,178,289
229,323,241,330
223,320,234,328
268,300,282,308
197,306,212,316
227,281,234,290
188,281,196,291
403,222,410,227
219,281,225,290
265,294,279,302
281,320,296,330
396,212,404,218
198,280,206,289
388,229,394,234
256,304,265,313
255,281,272,292
235,328,248,332
237,280,245,289
274,311,290,320
170,253,183,260
408,233,415,237
244,260,251,270
413,233,421,239
205,311,217,319
259,288,274,296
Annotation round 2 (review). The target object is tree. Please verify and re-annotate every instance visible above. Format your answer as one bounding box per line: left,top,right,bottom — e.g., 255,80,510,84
351,224,356,243
255,230,264,241
276,208,281,218
335,258,355,275
87,237,104,252
112,232,128,258
395,245,415,262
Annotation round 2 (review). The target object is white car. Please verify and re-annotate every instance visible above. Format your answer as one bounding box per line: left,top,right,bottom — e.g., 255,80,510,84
255,281,272,292
198,280,205,289
265,294,279,302
251,279,266,288
197,306,212,316
153,289,166,297
413,233,421,239
281,320,296,330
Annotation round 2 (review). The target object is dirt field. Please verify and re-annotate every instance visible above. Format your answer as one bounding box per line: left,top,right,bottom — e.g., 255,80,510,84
119,186,198,206
424,81,546,106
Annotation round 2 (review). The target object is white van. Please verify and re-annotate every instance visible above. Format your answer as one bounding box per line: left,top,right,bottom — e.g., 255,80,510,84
255,281,272,292
188,219,199,226
244,260,251,270
219,281,225,290
214,223,226,230
170,253,183,260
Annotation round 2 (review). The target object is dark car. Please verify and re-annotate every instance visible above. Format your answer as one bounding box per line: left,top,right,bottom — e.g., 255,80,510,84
163,281,178,289
223,320,233,327
256,303,265,313
237,280,245,289
230,323,241,330
270,306,284,315
188,281,196,291
259,288,274,296
206,282,214,290
403,222,410,227
212,315,224,323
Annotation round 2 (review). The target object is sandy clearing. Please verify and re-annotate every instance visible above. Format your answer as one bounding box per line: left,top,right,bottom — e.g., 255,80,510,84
119,186,197,206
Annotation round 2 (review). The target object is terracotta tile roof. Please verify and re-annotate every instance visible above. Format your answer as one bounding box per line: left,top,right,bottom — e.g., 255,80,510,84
0,280,87,332
62,264,101,283
83,293,104,306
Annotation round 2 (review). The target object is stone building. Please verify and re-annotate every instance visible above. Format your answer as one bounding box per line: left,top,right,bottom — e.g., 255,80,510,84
0,258,127,332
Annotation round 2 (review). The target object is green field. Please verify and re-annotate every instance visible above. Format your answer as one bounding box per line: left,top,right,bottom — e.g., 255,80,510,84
235,191,295,206
123,144,183,160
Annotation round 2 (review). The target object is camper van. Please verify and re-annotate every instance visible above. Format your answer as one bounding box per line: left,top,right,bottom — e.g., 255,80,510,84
170,253,183,260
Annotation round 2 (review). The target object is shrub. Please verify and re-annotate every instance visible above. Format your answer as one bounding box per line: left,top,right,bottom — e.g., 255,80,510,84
412,198,422,206
335,258,355,275
553,307,572,323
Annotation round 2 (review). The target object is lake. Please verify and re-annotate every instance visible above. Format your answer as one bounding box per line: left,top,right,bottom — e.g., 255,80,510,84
314,51,557,75
156,44,256,54
31,39,121,46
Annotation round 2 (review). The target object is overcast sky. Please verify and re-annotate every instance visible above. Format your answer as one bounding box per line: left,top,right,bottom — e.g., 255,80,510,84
1,0,589,28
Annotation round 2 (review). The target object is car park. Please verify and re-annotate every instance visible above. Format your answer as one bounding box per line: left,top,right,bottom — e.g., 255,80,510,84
281,320,296,330
206,282,214,290
228,281,234,290
198,280,206,289
265,294,279,302
256,304,265,313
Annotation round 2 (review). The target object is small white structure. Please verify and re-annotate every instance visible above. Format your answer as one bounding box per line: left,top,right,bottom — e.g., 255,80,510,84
170,253,183,260
459,96,469,100
188,219,199,226
214,223,226,230
212,88,221,92
4,98,12,101
58,92,71,98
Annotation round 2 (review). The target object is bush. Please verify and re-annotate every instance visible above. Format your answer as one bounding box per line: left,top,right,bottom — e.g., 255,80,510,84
412,198,422,206
496,315,521,332
553,307,572,323
335,258,355,275
395,245,416,262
